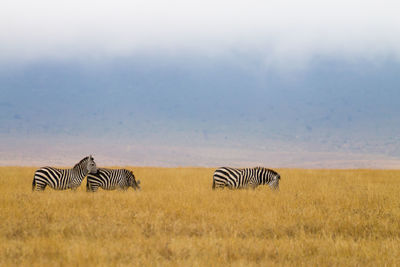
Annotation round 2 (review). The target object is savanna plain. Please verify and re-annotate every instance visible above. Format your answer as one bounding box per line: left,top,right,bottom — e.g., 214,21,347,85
1,167,400,266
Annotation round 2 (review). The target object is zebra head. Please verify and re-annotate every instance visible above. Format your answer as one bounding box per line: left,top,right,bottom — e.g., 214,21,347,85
128,171,141,190
269,173,280,190
86,155,97,174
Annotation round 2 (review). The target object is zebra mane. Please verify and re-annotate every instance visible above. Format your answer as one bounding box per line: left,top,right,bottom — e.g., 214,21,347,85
73,156,90,169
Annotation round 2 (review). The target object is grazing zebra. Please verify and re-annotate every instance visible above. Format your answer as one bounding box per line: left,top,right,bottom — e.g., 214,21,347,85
32,155,97,191
212,167,280,190
86,168,141,192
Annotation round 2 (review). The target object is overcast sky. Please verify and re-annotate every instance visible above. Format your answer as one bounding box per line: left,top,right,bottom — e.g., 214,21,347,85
1,0,400,66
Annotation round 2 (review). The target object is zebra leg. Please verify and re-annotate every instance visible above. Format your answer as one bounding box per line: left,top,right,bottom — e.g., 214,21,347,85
32,174,46,191
227,184,235,190
87,184,99,192
32,177,36,191
245,183,257,190
34,182,47,191
211,180,226,190
86,181,97,192
212,179,226,190
215,183,227,189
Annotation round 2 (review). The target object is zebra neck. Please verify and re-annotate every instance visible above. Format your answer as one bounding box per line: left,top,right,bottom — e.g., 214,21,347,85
71,165,87,180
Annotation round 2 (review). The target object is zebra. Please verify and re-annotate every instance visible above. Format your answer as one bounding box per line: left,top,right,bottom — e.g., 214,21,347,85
32,155,97,191
212,166,280,190
86,168,141,192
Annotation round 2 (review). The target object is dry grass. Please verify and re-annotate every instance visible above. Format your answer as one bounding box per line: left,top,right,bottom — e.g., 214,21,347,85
1,167,400,266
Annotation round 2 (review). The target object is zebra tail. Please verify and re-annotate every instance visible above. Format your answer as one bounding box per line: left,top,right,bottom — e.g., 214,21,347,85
32,175,36,191
212,179,216,190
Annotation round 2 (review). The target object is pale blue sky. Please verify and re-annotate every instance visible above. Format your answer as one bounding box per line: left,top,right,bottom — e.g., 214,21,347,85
1,0,400,167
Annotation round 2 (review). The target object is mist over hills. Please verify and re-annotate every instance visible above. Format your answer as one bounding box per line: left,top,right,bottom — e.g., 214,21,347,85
1,56,400,167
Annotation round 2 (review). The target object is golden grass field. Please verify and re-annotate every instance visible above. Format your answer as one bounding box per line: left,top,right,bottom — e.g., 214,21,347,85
1,167,400,266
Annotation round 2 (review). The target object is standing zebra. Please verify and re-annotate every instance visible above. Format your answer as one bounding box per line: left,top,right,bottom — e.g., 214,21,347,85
32,155,97,191
212,167,280,190
86,168,140,192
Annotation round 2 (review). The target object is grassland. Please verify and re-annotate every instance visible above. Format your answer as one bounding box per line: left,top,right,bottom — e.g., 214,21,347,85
1,167,400,266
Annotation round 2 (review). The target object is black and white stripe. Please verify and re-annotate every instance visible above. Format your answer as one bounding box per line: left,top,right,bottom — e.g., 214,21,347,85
212,167,280,190
86,168,141,192
32,155,97,191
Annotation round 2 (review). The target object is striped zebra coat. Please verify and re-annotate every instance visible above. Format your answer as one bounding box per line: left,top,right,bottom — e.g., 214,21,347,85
212,167,280,190
32,155,97,191
86,168,141,192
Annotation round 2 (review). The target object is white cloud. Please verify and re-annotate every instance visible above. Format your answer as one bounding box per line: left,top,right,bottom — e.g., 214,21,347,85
1,0,400,64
